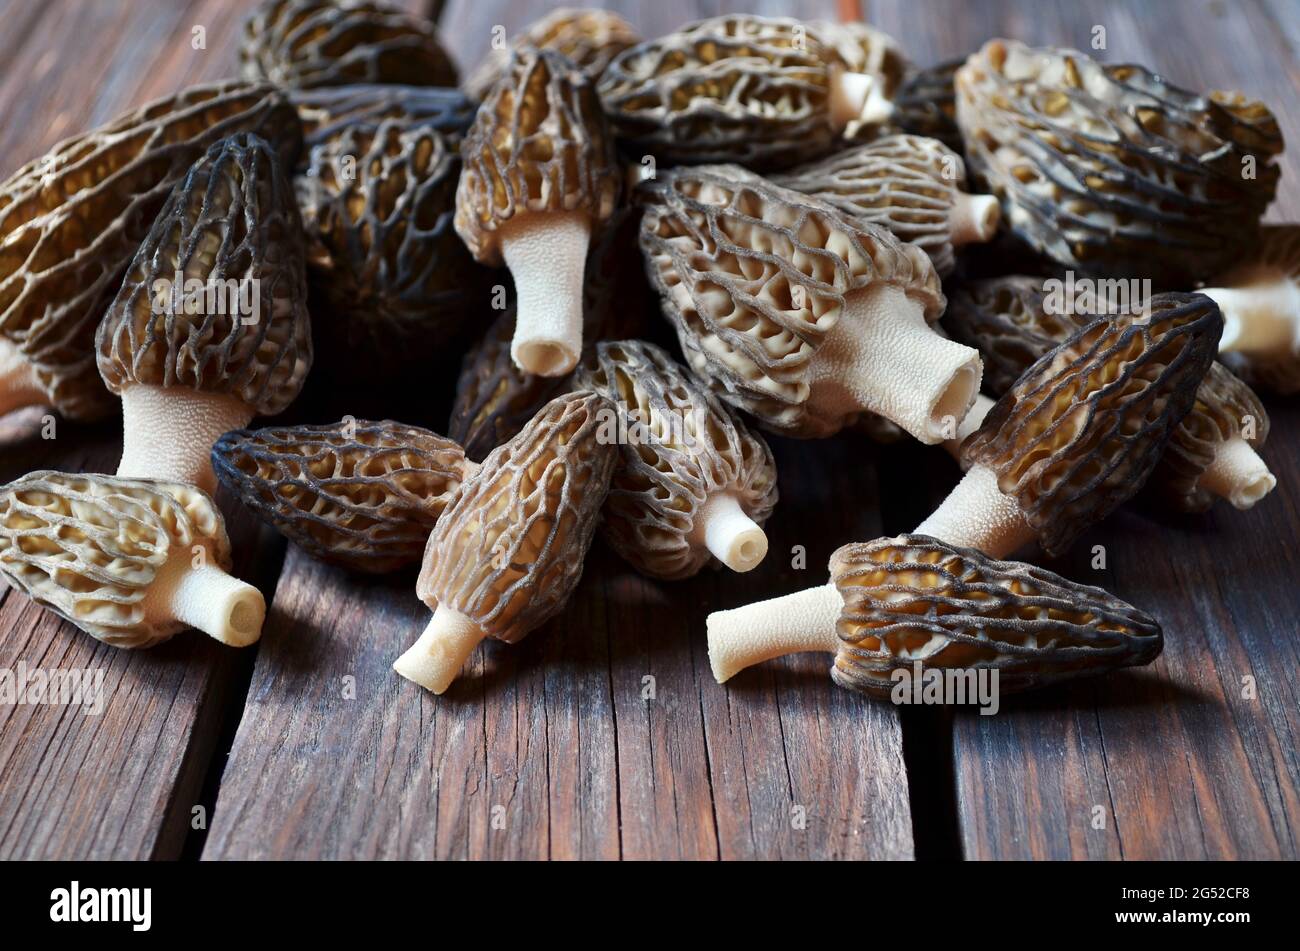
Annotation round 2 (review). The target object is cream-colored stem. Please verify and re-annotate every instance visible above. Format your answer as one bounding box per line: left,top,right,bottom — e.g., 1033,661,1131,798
1197,435,1276,510
941,392,995,462
692,491,768,573
949,193,1001,245
143,556,265,647
1201,282,1300,357
500,210,590,377
393,602,487,694
915,464,1034,558
117,384,253,496
0,338,46,417
827,66,893,127
707,582,843,683
808,283,982,444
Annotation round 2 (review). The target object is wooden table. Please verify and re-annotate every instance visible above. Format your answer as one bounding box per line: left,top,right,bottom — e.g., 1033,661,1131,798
0,0,1296,861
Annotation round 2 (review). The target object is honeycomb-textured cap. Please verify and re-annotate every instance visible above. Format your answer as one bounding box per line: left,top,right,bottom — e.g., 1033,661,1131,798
291,83,476,154
212,419,472,573
418,390,617,643
464,8,640,100
297,115,481,376
0,81,300,420
827,534,1163,697
96,133,312,416
961,292,1223,556
240,0,458,89
0,471,232,648
891,58,964,152
573,340,778,579
955,39,1281,285
455,46,620,267
775,134,988,276
598,14,843,170
638,163,944,437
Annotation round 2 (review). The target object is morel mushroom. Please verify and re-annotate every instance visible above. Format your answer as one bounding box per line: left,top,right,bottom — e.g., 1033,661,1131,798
240,0,458,89
96,134,313,496
707,534,1163,693
464,7,640,100
808,20,909,141
1201,225,1300,394
291,83,476,154
0,471,265,649
773,134,1000,276
212,419,475,573
945,276,1276,511
639,164,979,443
297,113,481,377
598,14,889,171
955,40,1282,285
0,81,299,421
394,391,617,694
892,58,964,152
455,47,621,377
573,340,778,578
916,293,1222,557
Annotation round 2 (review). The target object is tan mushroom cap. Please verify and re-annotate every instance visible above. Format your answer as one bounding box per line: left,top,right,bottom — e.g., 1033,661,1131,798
639,163,980,443
706,534,1162,690
212,419,476,574
239,0,458,89
464,8,640,100
0,81,299,421
574,340,778,579
0,471,264,649
918,293,1223,558
395,390,617,693
774,134,1000,276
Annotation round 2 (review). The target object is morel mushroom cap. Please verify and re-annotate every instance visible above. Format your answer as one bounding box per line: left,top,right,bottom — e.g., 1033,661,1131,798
297,113,481,378
455,46,621,377
0,471,265,649
706,534,1163,692
0,80,299,421
638,163,980,443
1201,225,1300,394
96,133,312,496
240,0,458,89
917,292,1223,558
573,340,778,578
808,20,909,140
464,7,641,100
955,40,1282,286
773,134,1001,276
891,58,964,152
395,390,617,694
598,14,884,171
212,419,475,573
946,275,1276,511
291,83,476,154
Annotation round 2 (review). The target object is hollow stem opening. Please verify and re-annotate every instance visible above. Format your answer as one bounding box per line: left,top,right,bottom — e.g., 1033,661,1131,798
500,210,590,377
393,602,487,695
1198,435,1276,510
144,556,265,647
693,491,768,573
828,66,893,127
948,193,1001,245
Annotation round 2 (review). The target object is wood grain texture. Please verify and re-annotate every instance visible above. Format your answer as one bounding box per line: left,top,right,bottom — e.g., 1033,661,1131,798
0,0,287,859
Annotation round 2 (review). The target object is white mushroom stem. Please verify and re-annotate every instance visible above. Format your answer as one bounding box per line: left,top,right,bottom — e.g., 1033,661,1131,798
941,392,995,462
117,385,253,496
828,66,893,127
142,554,266,647
0,338,45,417
708,582,842,683
949,193,1001,246
500,210,590,377
692,491,768,573
393,602,487,695
915,464,1034,558
1198,435,1276,510
1200,281,1300,358
809,283,982,444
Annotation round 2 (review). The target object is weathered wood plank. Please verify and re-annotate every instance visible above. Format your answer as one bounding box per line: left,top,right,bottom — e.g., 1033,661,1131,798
0,0,286,859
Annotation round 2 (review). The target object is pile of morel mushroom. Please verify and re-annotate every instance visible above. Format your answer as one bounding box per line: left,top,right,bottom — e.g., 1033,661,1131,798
0,4,1291,716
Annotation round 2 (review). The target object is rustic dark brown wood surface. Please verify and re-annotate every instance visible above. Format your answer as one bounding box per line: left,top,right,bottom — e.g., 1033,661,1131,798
0,0,1295,861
